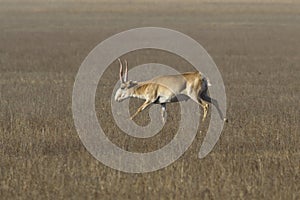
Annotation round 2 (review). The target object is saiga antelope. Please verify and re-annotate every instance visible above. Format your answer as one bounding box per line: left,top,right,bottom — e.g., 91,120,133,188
114,58,227,122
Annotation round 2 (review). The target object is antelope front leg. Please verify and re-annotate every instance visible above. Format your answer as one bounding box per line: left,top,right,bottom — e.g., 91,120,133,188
161,103,167,123
130,100,152,120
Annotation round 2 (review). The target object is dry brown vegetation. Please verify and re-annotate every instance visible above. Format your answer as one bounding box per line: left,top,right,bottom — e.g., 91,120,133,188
0,0,299,199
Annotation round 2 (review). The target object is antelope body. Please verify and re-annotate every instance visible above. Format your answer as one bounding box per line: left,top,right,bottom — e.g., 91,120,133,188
114,58,227,122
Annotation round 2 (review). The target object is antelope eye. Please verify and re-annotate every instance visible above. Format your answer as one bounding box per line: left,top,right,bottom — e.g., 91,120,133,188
120,85,126,89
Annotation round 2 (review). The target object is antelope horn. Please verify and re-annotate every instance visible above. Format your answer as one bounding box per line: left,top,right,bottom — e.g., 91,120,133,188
124,59,128,82
118,58,124,83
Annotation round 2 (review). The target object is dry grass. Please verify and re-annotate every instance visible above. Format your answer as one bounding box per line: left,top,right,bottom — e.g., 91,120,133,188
0,0,299,199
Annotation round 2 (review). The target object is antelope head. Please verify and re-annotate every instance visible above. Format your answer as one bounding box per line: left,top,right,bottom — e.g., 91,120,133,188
115,58,138,102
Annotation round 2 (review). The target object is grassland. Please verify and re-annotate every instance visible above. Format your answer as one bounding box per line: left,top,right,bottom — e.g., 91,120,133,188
0,0,299,199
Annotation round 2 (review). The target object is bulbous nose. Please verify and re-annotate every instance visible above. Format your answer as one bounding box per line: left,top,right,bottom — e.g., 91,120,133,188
115,96,119,102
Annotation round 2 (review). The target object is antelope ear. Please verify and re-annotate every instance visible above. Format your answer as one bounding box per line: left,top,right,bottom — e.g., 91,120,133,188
130,80,138,85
